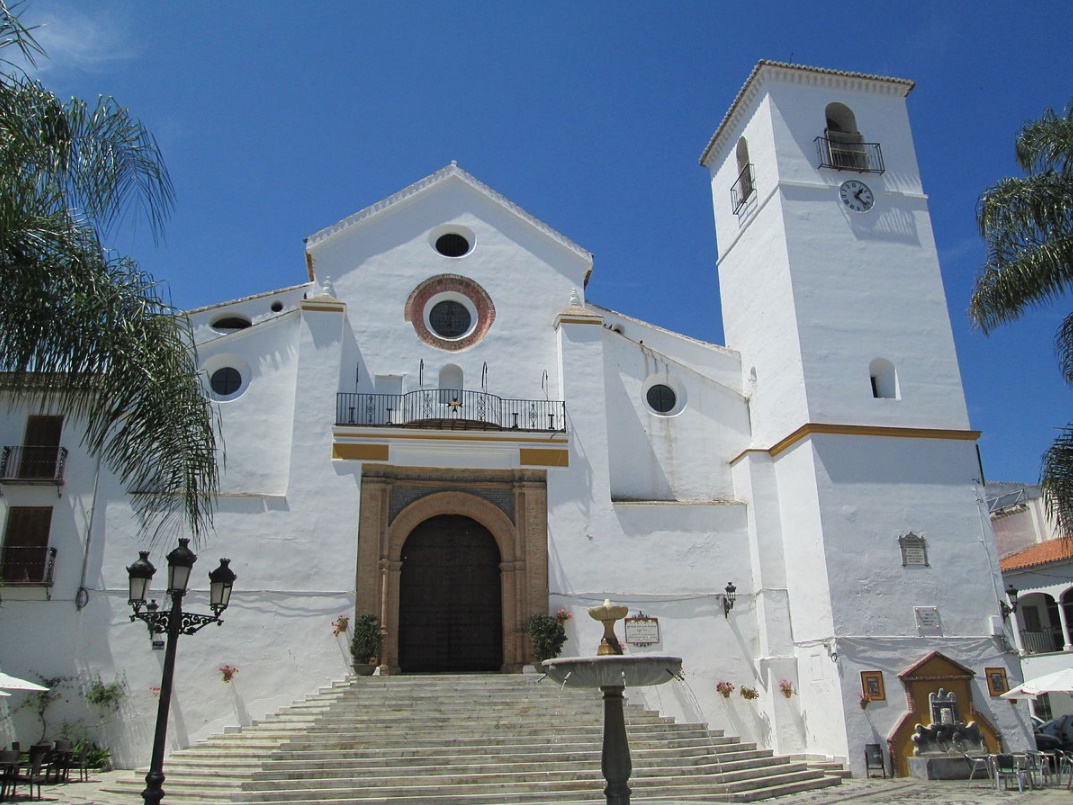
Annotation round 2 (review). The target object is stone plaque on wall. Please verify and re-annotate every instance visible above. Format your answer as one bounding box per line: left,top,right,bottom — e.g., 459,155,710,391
899,532,929,566
625,617,660,646
914,606,941,631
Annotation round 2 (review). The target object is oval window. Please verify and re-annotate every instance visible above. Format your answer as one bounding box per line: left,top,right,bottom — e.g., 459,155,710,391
210,367,242,397
646,384,677,414
435,233,471,257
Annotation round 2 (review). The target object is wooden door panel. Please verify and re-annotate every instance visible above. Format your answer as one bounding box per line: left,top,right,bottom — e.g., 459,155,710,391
399,515,502,672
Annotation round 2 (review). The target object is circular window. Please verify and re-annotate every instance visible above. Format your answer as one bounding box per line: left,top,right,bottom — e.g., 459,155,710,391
435,233,471,257
646,384,677,414
270,301,283,313
429,300,472,338
210,367,242,396
405,274,495,351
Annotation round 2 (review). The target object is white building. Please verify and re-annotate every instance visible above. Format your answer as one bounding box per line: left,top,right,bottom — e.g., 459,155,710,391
989,483,1073,721
0,61,1028,777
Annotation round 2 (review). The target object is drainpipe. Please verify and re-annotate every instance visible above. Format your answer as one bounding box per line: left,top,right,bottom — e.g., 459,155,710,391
75,451,103,610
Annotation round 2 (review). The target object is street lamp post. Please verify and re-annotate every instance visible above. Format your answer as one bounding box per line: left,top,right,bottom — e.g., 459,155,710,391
126,539,236,805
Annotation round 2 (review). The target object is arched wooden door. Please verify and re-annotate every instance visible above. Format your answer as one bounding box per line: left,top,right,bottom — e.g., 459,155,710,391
398,514,503,672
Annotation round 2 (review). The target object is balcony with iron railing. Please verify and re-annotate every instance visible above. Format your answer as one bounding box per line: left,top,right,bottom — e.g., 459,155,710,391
1020,628,1066,655
731,163,755,214
337,390,566,432
0,445,68,485
0,545,57,585
815,134,884,173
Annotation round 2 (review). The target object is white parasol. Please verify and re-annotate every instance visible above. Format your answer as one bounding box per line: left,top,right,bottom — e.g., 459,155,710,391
1001,667,1073,700
0,672,48,692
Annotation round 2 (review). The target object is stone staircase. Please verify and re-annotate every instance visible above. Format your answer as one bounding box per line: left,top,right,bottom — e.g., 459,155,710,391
103,674,842,804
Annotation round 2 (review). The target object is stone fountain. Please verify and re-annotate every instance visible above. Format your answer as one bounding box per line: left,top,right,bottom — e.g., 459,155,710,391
542,600,682,805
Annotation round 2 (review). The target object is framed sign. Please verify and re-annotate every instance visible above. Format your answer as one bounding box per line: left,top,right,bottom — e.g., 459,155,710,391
624,616,660,646
985,667,1009,697
899,532,929,566
861,671,886,702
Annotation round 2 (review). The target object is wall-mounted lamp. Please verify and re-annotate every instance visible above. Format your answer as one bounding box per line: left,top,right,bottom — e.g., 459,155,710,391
1000,583,1019,621
824,639,838,663
722,582,737,618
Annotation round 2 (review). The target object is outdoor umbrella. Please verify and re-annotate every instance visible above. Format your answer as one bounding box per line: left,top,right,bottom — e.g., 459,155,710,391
0,672,47,692
1001,668,1073,700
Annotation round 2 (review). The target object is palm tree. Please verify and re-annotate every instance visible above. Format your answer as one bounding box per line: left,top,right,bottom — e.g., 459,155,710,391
0,2,218,542
972,100,1073,536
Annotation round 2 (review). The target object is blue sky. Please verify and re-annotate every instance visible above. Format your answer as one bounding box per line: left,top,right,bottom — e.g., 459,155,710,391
16,1,1073,486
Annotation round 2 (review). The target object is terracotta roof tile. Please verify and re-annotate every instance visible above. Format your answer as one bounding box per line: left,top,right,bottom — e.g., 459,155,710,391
1000,539,1073,572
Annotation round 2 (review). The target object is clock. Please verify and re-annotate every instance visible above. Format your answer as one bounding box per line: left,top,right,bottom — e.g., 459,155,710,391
839,180,874,212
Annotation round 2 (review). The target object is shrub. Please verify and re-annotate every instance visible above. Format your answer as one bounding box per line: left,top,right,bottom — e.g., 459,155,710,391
349,613,381,664
527,613,567,661
84,676,125,714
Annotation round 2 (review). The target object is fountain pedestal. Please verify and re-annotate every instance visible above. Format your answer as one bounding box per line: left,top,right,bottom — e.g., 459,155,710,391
542,599,682,805
543,655,683,805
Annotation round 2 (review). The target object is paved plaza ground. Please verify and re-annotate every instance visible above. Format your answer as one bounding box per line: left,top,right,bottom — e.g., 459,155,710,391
22,770,1073,805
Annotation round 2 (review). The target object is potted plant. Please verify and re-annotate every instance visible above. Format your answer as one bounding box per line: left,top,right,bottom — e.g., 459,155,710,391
716,681,735,698
740,686,759,700
331,615,350,636
778,679,795,698
349,613,381,675
527,613,567,662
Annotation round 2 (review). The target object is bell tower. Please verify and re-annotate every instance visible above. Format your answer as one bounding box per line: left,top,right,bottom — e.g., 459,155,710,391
702,61,970,444
700,62,1010,769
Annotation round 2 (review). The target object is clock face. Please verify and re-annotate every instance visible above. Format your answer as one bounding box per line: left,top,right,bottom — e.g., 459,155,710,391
839,180,874,212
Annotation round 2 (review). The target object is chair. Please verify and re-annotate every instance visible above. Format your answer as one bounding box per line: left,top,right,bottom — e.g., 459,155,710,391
1059,749,1073,789
0,749,21,800
1025,750,1052,786
993,753,1030,792
962,752,991,782
74,741,91,782
48,738,73,783
16,743,51,800
863,743,887,778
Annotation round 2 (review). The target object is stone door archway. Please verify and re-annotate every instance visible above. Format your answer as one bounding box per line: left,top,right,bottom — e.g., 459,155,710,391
356,466,549,673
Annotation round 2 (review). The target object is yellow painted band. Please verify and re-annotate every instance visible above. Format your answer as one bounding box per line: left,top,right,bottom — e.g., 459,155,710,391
519,448,570,467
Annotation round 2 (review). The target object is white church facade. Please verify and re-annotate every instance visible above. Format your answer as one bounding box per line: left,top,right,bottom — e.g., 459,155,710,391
0,62,1029,777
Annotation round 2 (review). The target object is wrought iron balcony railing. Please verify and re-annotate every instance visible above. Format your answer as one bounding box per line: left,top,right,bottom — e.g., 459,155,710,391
815,135,884,173
337,390,566,432
0,445,68,484
731,163,755,214
1020,628,1065,655
0,545,57,585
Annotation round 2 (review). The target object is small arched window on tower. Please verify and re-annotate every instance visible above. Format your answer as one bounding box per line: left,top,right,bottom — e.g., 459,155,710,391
732,137,755,214
869,358,899,400
817,103,884,173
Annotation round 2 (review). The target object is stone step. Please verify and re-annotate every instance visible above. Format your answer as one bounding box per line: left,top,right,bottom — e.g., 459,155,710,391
98,673,840,804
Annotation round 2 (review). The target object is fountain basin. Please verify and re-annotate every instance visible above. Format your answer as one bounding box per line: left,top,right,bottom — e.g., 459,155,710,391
543,655,683,688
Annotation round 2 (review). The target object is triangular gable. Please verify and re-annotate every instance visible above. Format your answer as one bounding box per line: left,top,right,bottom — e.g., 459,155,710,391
303,162,593,283
899,650,975,681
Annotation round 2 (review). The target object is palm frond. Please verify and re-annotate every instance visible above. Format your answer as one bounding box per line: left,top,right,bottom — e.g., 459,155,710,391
1042,426,1073,539
1055,311,1073,386
0,10,216,542
1015,102,1073,175
0,0,44,71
